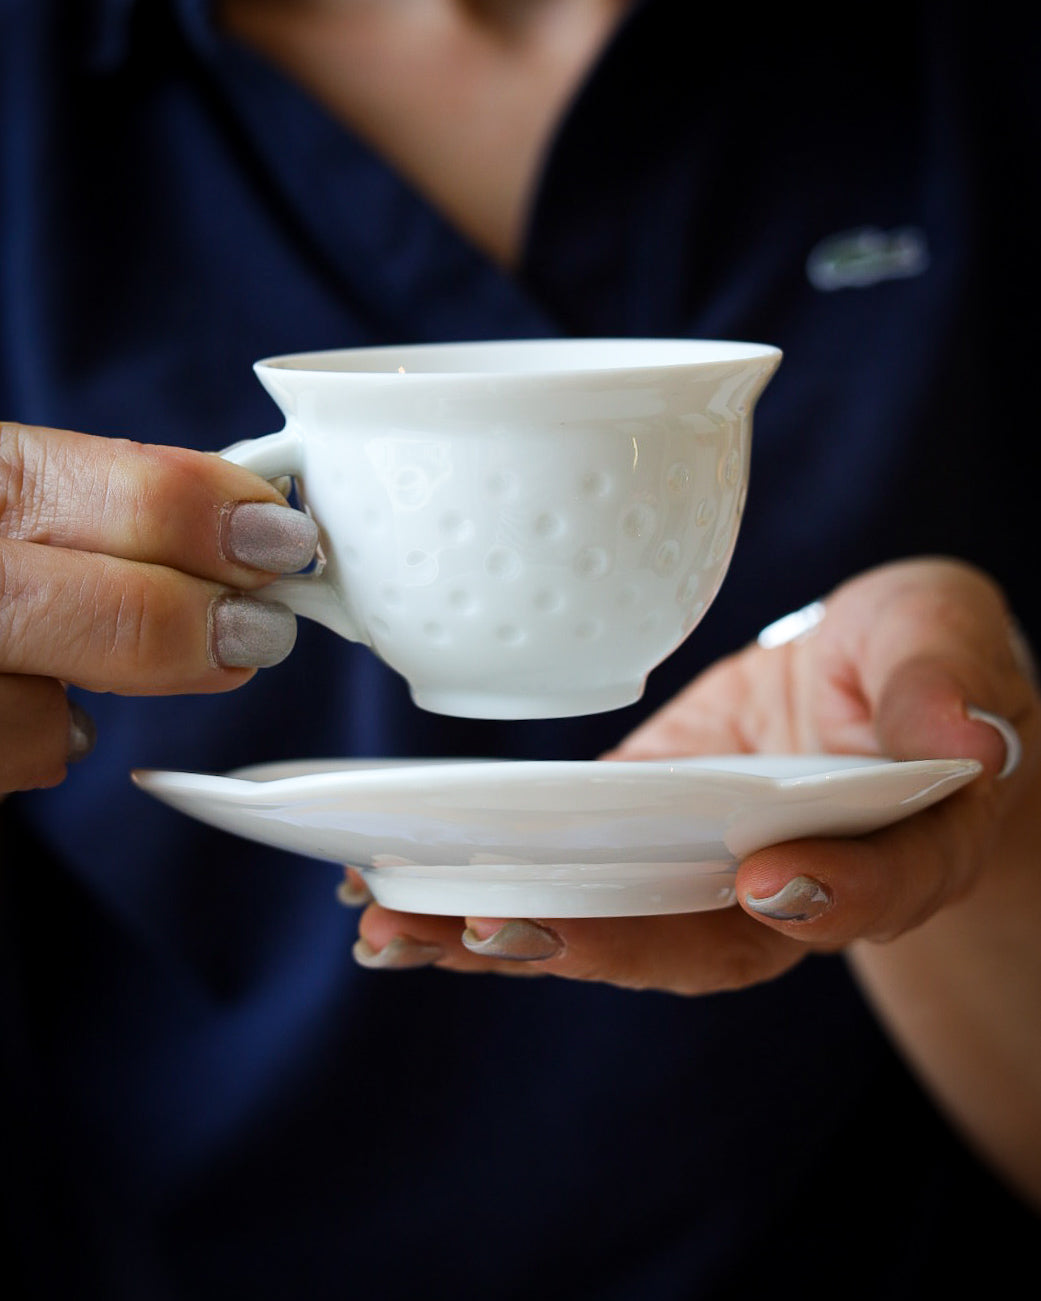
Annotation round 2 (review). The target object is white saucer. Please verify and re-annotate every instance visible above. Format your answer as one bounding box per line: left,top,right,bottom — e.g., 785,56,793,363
131,754,980,918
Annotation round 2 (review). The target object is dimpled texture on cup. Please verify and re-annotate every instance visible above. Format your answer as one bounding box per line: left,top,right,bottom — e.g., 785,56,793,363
299,418,744,716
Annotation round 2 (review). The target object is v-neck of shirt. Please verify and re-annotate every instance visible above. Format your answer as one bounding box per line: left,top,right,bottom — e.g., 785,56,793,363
180,0,657,344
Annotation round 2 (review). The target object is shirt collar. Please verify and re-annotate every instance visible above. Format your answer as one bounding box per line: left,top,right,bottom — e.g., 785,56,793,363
86,0,216,70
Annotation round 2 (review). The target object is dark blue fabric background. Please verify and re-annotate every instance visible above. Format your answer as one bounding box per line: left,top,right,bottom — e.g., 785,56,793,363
1,1,1037,1296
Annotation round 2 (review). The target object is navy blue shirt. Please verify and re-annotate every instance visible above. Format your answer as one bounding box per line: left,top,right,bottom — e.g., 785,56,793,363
2,1,1038,1297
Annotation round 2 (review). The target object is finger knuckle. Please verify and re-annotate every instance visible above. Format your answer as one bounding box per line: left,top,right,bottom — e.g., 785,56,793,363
61,565,187,682
102,573,181,674
0,540,30,659
0,423,29,528
0,423,148,549
0,422,52,539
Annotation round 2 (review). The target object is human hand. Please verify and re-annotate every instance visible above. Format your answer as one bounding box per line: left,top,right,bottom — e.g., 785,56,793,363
351,557,1036,992
0,421,317,794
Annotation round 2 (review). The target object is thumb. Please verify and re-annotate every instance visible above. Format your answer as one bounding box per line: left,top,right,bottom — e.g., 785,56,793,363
874,656,1021,779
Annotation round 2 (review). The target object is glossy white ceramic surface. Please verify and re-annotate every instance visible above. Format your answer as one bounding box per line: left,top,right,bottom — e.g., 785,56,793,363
223,339,782,719
132,754,980,917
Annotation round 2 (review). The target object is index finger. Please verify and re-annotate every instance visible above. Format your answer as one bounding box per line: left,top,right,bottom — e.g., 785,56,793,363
0,422,311,585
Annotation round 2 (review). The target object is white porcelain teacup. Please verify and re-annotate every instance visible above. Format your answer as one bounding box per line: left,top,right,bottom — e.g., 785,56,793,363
223,338,782,719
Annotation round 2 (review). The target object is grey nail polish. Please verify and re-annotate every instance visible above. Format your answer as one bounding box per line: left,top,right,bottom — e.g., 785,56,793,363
353,936,444,970
461,920,563,961
67,700,97,764
209,595,297,668
744,876,832,922
221,502,318,573
336,874,373,906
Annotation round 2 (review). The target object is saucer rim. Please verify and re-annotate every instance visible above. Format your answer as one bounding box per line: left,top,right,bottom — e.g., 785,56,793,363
131,753,983,803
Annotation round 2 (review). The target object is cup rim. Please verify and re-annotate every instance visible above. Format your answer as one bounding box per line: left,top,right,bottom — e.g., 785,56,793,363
254,337,782,381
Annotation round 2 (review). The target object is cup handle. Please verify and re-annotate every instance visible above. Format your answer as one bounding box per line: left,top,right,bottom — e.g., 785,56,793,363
221,430,367,645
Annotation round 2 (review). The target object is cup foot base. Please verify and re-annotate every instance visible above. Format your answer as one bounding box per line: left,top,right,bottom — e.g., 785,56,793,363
363,863,738,917
410,681,644,720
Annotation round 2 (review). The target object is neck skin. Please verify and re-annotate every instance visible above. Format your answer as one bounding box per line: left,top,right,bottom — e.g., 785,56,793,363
217,0,632,267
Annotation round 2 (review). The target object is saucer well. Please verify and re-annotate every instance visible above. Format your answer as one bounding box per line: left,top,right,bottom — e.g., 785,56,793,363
131,755,980,917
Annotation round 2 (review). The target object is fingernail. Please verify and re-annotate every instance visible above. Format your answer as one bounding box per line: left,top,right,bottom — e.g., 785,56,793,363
965,707,1022,780
744,876,832,921
220,502,318,573
336,870,373,906
461,920,563,961
208,595,297,668
352,936,444,970
67,700,97,763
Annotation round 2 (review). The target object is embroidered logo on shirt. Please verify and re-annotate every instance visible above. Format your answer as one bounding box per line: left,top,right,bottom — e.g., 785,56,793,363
806,226,930,291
